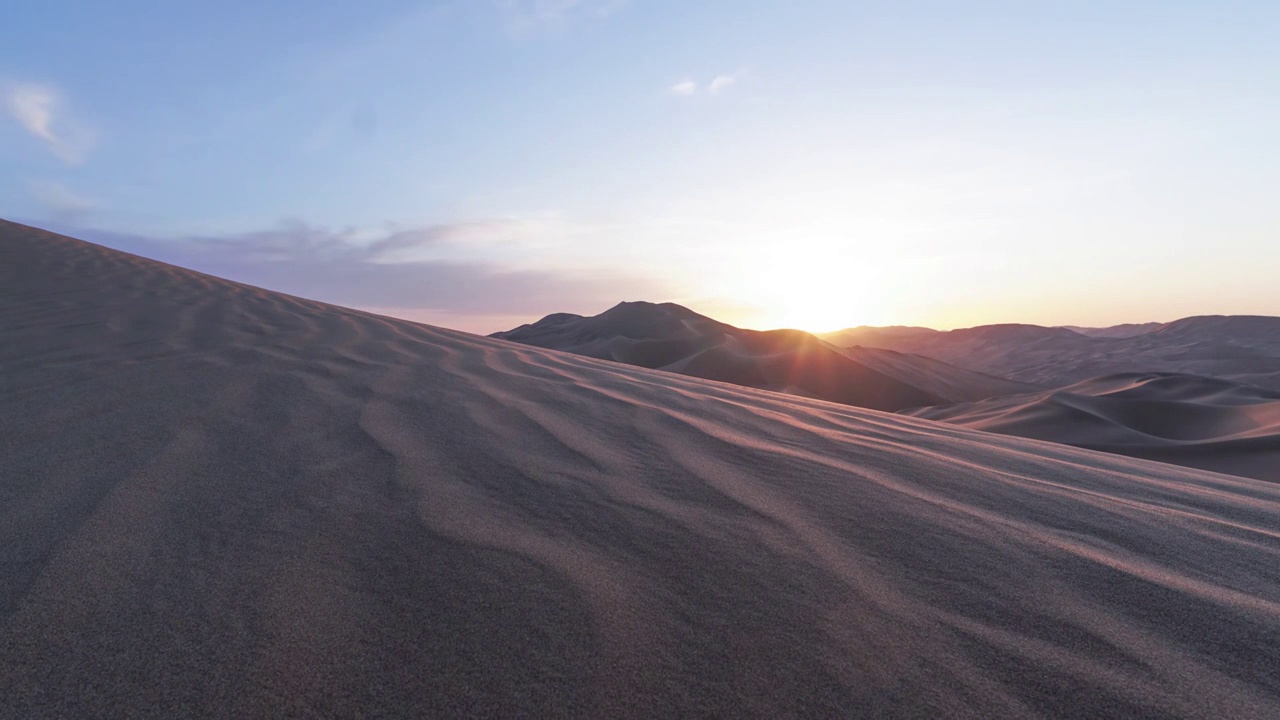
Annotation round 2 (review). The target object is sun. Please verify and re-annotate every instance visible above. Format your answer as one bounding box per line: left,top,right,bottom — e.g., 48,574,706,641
755,283,886,333
711,245,896,333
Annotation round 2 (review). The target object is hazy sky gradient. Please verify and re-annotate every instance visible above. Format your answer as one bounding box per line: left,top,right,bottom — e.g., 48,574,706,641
4,1,1278,332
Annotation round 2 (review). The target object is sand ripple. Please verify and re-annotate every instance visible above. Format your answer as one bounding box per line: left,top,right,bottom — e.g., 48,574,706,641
4,220,1280,718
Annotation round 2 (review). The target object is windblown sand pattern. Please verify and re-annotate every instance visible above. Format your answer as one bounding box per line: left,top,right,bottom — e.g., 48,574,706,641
908,373,1280,482
4,219,1280,718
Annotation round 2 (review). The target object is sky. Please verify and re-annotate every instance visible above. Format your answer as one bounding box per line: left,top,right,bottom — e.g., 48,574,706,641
3,0,1279,334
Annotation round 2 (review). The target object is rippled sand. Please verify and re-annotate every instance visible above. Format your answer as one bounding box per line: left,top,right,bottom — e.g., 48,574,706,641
4,219,1280,718
908,373,1280,481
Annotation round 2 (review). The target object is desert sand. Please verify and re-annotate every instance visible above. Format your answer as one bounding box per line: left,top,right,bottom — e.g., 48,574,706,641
5,218,1280,718
907,372,1280,482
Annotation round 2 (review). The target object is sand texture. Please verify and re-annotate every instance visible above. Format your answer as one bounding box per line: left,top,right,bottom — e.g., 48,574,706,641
5,219,1280,718
906,372,1280,482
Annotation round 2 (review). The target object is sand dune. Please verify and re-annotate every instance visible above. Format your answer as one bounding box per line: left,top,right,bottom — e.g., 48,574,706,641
494,303,1028,409
840,344,1040,404
6,218,1280,718
906,373,1280,482
1061,322,1164,339
826,318,1280,390
819,325,939,348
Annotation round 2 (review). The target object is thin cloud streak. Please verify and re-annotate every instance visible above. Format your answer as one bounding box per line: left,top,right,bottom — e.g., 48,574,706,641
670,79,697,96
708,74,736,94
66,221,673,328
4,81,95,164
29,180,100,222
670,72,740,97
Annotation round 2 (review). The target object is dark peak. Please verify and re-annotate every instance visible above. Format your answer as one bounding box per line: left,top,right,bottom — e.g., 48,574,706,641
596,300,719,325
535,312,584,325
604,300,701,316
488,311,584,339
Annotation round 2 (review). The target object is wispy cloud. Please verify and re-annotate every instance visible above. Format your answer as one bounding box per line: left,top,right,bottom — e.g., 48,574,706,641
4,81,95,164
29,180,101,221
496,0,629,36
184,219,548,264
68,219,673,330
708,74,736,95
669,79,697,96
669,71,741,97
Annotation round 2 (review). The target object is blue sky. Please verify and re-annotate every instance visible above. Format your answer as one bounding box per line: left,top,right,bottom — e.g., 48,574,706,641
3,1,1279,333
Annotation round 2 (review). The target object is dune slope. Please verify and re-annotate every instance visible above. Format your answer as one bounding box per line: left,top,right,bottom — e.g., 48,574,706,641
5,219,1280,718
840,344,1040,403
907,373,1280,482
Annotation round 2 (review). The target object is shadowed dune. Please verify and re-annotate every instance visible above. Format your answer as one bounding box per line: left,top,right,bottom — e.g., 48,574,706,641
494,304,1030,409
906,373,1280,482
840,344,1040,404
5,219,1280,718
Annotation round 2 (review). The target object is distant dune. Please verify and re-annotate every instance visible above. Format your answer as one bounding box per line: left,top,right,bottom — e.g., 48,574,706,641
907,373,1280,482
819,325,939,348
826,318,1280,390
1061,322,1164,339
7,218,1280,718
495,304,1030,410
839,345,1041,404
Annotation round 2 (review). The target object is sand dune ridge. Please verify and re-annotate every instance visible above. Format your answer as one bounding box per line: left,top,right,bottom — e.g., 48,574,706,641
4,220,1280,718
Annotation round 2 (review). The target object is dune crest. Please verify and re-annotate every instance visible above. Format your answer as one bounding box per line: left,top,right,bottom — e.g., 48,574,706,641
906,372,1280,482
5,219,1280,718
